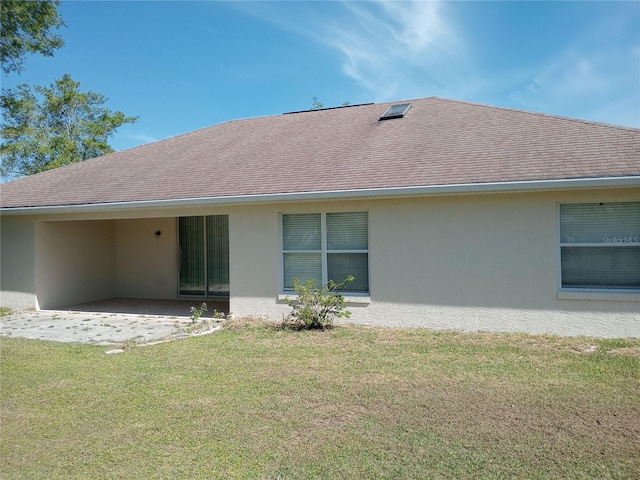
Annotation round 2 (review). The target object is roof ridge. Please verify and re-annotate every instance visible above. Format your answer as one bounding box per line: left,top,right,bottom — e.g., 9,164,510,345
282,102,375,115
430,97,640,132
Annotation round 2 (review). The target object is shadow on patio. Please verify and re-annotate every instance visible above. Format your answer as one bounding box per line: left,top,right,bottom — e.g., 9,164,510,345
59,298,230,318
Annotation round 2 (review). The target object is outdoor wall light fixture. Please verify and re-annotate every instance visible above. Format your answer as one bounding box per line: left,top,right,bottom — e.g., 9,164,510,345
155,230,162,237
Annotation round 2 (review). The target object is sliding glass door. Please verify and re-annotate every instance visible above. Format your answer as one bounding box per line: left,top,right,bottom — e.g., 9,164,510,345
178,215,229,297
206,215,230,296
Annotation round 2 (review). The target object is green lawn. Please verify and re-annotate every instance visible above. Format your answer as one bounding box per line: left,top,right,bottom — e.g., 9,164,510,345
1,320,639,479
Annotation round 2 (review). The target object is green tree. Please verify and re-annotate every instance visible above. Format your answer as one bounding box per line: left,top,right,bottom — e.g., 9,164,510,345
311,96,324,110
0,0,65,74
312,97,350,110
1,74,138,177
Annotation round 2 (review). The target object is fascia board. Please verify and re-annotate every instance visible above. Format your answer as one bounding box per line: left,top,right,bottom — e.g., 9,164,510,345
1,176,639,216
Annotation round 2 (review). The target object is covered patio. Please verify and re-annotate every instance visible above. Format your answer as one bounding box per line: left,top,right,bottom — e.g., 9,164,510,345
1,298,229,345
33,216,230,313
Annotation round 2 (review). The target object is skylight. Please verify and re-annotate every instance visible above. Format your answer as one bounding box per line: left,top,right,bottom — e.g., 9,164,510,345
379,103,411,121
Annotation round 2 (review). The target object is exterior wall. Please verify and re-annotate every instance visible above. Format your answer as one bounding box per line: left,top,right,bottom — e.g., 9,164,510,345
362,191,639,338
35,220,117,309
1,186,638,337
115,217,179,299
228,188,639,338
0,216,37,309
228,204,282,319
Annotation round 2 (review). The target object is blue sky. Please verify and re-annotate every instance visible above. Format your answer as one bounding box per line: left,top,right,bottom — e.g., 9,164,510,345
3,1,639,152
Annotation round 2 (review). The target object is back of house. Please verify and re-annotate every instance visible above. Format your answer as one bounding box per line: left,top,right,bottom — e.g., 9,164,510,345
1,97,639,337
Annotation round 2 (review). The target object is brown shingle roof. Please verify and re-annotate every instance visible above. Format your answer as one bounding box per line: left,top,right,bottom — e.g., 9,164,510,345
1,97,639,209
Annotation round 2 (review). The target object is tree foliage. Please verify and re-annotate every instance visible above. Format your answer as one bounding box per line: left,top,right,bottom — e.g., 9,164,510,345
311,96,324,110
1,74,138,178
312,97,350,110
0,0,65,74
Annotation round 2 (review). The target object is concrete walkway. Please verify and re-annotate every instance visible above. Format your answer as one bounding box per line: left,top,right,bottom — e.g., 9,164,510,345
0,298,228,345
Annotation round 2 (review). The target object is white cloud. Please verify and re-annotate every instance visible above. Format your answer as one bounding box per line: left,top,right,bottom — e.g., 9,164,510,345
126,133,159,145
501,3,640,127
508,46,639,125
377,1,448,54
535,50,608,96
113,132,160,151
230,1,638,126
321,1,464,100
233,0,465,102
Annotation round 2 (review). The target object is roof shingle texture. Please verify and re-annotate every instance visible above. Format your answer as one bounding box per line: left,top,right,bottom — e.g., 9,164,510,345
2,97,639,208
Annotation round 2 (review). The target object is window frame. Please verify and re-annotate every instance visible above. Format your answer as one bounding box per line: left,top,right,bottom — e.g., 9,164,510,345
281,211,370,295
557,201,640,299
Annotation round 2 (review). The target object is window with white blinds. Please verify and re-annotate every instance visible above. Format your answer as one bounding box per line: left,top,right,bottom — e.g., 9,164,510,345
282,211,369,293
559,202,640,290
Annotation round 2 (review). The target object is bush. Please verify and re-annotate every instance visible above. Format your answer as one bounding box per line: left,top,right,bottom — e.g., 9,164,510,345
190,302,208,323
284,276,354,330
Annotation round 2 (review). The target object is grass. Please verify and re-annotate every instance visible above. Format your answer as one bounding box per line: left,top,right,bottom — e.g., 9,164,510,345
1,320,639,479
0,306,13,317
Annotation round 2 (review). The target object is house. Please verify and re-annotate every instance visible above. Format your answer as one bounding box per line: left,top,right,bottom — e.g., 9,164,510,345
1,97,638,337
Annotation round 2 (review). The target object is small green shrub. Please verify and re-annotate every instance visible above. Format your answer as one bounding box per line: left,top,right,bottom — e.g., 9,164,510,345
284,276,354,330
0,306,14,317
190,302,208,324
184,303,227,335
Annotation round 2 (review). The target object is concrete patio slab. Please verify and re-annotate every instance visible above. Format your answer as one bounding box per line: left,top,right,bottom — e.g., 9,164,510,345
0,298,228,345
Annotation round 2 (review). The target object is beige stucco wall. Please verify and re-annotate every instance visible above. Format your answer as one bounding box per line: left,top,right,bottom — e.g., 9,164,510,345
115,217,180,299
35,220,117,309
360,191,639,337
1,186,638,337
228,204,283,318
228,188,640,337
0,216,37,309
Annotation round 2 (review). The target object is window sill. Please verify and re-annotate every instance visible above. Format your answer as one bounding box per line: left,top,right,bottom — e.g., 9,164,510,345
558,289,640,302
278,293,371,305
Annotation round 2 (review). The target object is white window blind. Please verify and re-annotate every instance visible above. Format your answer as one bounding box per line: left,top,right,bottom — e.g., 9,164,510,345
179,215,229,297
283,214,321,250
559,202,640,290
327,212,368,250
206,215,230,297
327,212,369,292
178,216,206,295
283,214,322,288
283,211,369,293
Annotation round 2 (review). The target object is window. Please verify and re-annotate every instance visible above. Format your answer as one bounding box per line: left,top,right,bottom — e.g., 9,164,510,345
282,211,369,293
559,202,640,290
178,215,229,297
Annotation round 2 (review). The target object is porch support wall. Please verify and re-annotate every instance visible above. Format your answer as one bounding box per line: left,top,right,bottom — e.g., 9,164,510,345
0,216,37,309
228,204,281,318
35,220,117,309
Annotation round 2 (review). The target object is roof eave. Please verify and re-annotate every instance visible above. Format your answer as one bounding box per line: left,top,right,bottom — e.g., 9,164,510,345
2,176,639,216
